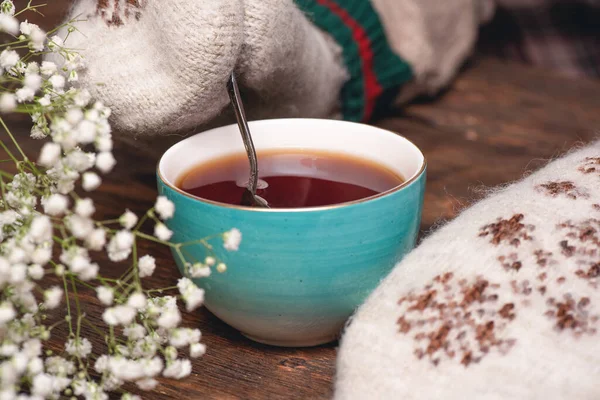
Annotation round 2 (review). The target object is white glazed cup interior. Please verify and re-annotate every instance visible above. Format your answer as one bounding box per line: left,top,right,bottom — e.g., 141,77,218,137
158,118,425,210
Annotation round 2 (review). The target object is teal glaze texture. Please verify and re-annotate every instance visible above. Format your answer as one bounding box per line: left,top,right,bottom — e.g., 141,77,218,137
157,167,426,347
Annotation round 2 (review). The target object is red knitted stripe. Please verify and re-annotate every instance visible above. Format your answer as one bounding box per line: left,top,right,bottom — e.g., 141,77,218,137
315,0,383,121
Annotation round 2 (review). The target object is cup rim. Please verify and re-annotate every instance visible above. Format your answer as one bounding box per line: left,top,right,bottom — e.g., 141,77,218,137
157,118,427,213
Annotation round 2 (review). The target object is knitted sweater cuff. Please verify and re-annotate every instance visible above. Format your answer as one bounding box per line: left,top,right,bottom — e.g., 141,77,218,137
294,0,413,122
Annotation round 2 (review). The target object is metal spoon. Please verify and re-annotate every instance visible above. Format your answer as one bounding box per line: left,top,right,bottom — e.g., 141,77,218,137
226,73,270,208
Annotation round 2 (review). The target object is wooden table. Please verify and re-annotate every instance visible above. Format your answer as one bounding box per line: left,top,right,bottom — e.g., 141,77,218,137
9,5,600,400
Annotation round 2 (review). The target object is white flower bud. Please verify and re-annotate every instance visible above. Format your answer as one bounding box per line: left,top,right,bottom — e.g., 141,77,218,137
82,172,101,191
38,142,61,167
95,152,116,173
0,93,16,113
43,194,68,216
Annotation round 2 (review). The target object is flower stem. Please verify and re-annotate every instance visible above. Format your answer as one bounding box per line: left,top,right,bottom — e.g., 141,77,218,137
70,276,82,339
62,275,73,335
0,117,29,163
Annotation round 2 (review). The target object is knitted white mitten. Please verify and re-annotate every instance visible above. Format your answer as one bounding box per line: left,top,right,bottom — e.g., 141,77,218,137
372,0,496,97
335,142,600,399
54,0,347,134
56,0,495,135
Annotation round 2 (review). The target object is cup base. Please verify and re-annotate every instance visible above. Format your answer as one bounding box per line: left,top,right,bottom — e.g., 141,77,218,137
241,332,338,348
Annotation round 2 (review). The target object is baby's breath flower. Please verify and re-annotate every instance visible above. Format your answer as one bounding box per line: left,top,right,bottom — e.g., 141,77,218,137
190,343,206,358
54,264,65,276
0,9,231,395
169,328,201,348
65,337,92,358
43,286,63,309
49,73,65,90
25,61,38,74
66,148,95,172
86,228,107,251
0,92,15,113
155,196,175,220
40,60,57,76
20,21,45,52
223,228,242,251
120,209,138,230
96,151,116,173
217,263,227,273
32,373,54,397
47,34,63,50
0,49,18,70
24,73,42,92
107,230,134,262
127,292,147,310
75,198,95,218
156,308,181,330
67,215,95,239
189,263,211,278
164,346,177,361
38,142,61,167
76,119,96,144
154,223,173,241
136,378,158,391
0,13,17,34
9,263,26,283
68,69,79,82
38,94,51,107
19,20,34,35
177,278,204,312
97,286,114,306
117,305,137,325
0,302,15,325
205,256,216,266
162,359,192,380
43,193,68,216
31,247,51,266
80,262,100,280
122,394,142,400
29,215,52,243
138,255,156,278
28,263,44,280
96,135,113,152
102,308,119,326
123,324,146,340
15,87,34,102
82,171,101,191
1,0,15,16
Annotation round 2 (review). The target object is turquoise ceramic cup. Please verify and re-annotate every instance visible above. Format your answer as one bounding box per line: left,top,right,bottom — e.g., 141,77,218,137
157,119,426,347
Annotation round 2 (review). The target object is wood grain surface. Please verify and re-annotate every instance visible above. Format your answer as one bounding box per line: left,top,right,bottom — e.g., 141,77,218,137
4,3,600,399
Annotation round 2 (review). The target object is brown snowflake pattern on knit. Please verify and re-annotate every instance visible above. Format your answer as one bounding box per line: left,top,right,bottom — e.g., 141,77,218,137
396,274,517,367
479,214,535,276
479,214,534,248
558,219,600,260
96,0,145,26
579,157,600,175
535,181,588,200
481,214,599,337
398,152,600,367
498,253,523,272
544,295,598,336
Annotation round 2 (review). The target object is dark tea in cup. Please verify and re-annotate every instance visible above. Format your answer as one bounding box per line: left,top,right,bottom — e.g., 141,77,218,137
176,149,405,208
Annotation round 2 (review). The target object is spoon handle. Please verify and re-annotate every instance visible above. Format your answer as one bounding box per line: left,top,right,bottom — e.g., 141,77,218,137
227,73,259,196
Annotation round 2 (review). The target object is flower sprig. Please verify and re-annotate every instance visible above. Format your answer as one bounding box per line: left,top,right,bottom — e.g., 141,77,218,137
0,2,241,399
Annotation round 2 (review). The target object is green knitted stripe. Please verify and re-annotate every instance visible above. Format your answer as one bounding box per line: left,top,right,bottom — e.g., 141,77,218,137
296,1,364,121
294,0,413,121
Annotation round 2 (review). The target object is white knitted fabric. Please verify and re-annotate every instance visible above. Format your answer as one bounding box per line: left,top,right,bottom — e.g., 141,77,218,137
54,0,498,135
335,142,600,399
53,0,347,135
372,0,496,98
